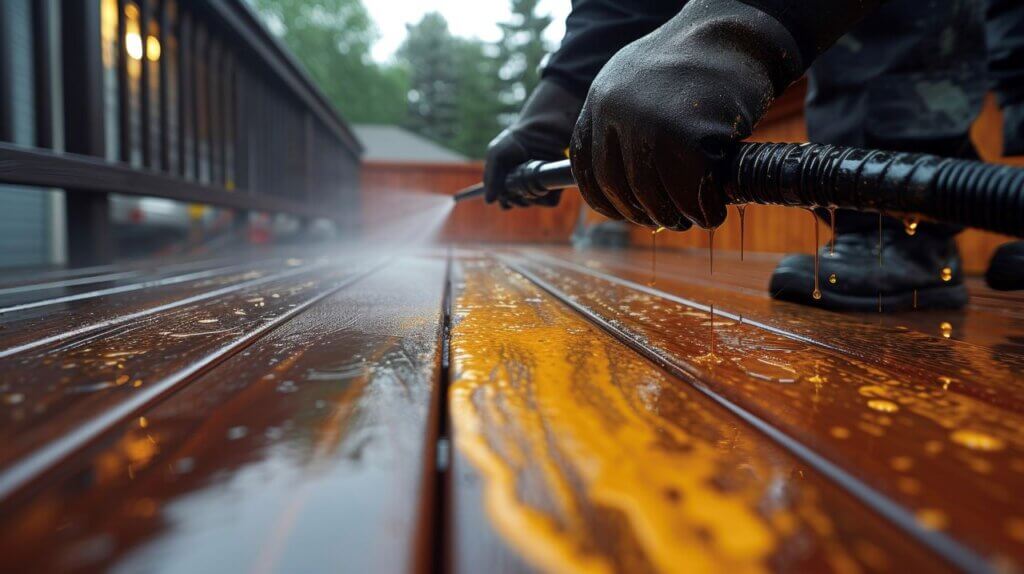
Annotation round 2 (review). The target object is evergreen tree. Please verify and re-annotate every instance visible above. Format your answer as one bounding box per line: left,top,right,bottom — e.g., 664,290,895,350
397,13,460,146
250,0,408,124
495,0,552,123
450,40,503,158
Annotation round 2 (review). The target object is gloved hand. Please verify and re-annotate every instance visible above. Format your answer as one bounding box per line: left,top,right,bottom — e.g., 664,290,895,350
485,80,583,208
569,0,805,230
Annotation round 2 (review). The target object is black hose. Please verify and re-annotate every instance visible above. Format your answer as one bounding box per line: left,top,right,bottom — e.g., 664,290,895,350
456,143,1024,237
730,143,1024,237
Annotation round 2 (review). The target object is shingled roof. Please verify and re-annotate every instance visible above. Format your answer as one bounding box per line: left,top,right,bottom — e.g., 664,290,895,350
352,124,470,164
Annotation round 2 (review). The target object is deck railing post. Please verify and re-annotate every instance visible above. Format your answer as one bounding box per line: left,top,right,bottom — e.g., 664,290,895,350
62,0,113,267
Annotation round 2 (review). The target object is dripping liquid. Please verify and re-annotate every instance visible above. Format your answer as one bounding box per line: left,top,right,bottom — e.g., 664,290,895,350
810,209,822,300
710,304,716,358
829,207,836,256
737,204,747,261
708,227,715,275
904,216,919,236
648,227,665,286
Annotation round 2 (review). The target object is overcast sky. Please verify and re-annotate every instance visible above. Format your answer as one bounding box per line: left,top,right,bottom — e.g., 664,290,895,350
363,0,572,62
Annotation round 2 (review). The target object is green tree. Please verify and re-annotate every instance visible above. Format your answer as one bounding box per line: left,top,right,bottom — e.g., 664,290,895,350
495,0,552,120
450,40,503,158
397,13,460,146
250,0,408,124
398,13,504,158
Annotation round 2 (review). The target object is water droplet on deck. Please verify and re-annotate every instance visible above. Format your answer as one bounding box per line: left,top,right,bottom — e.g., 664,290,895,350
950,429,1004,452
867,399,899,413
830,426,851,439
4,393,24,405
890,456,914,472
939,322,953,339
276,380,298,394
915,508,949,530
904,217,919,236
227,426,248,440
734,356,799,384
898,477,921,495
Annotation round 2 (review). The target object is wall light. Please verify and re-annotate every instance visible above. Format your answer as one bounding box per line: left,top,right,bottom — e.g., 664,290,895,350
147,35,161,61
126,32,144,60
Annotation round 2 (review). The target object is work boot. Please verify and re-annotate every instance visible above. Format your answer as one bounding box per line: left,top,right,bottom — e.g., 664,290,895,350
986,241,1024,291
769,227,968,311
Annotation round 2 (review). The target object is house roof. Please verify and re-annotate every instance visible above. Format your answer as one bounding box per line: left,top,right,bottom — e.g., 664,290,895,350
352,124,470,164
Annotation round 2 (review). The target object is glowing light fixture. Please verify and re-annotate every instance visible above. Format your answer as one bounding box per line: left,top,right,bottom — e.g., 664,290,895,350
146,35,161,61
126,32,144,60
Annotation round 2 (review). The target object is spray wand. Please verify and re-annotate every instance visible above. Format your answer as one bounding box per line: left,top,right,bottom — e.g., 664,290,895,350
453,142,1024,238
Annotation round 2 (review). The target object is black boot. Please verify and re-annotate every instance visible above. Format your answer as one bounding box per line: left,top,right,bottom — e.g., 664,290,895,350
986,241,1024,291
769,226,968,311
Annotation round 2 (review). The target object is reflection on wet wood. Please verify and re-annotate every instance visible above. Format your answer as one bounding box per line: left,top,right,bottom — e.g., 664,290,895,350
1,245,1021,572
0,256,446,572
0,259,380,499
448,257,953,573
505,249,1023,570
0,255,256,311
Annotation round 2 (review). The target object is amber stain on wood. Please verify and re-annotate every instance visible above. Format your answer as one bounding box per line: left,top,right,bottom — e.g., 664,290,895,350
512,248,1024,568
0,257,447,572
448,256,953,573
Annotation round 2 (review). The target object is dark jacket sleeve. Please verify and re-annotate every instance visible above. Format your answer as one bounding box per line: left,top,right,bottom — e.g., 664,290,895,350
541,0,686,100
542,0,880,101
985,0,1024,155
735,0,882,64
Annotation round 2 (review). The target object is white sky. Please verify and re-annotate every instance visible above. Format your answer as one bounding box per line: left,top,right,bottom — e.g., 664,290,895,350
363,0,571,63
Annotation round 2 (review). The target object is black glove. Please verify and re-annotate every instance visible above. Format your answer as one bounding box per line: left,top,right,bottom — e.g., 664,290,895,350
570,0,806,230
484,80,583,209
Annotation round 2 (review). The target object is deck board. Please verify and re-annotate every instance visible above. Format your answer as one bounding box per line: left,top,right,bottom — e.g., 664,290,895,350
1,244,1021,572
447,255,955,573
0,255,447,572
500,248,1023,569
0,256,381,499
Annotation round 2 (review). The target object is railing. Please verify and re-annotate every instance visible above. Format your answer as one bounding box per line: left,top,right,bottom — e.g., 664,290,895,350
0,0,362,266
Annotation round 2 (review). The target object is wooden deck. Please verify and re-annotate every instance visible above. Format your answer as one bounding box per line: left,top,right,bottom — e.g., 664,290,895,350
1,245,1022,572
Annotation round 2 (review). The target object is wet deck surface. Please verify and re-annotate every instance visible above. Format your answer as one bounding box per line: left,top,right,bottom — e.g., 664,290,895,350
1,245,1022,572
